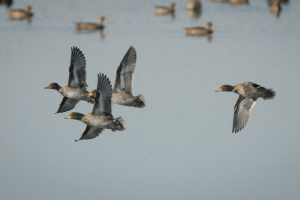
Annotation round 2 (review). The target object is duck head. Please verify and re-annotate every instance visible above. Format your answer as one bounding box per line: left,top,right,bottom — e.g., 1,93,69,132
216,85,234,92
45,83,61,90
98,16,108,24
89,89,97,99
205,22,215,29
65,112,84,121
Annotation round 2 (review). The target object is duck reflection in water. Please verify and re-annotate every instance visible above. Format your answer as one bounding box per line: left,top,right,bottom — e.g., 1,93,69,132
0,0,13,7
155,3,176,19
229,0,248,6
186,0,201,19
268,0,284,17
9,5,34,24
185,22,215,42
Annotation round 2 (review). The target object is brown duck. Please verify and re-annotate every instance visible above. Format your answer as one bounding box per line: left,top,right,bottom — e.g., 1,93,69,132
75,16,108,31
90,46,146,108
216,82,276,133
185,22,215,36
9,5,34,19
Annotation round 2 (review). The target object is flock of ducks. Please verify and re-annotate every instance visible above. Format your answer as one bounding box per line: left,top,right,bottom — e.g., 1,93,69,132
3,1,279,138
45,46,145,141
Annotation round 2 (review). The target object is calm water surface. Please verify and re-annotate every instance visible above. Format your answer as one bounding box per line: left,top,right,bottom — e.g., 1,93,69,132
0,0,300,199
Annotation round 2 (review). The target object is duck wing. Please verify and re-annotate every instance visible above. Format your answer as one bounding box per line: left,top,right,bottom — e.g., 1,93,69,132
239,82,266,97
113,46,137,95
92,73,113,117
56,97,80,113
68,47,88,89
75,125,104,141
232,95,257,133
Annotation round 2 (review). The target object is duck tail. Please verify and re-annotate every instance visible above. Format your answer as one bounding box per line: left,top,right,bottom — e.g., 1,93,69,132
263,88,276,100
136,94,146,108
115,117,126,130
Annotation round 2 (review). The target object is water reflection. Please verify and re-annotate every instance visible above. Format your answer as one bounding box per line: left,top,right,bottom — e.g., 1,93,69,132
269,3,281,17
0,0,12,7
229,0,248,6
187,9,201,19
186,0,201,19
155,3,176,19
75,29,108,41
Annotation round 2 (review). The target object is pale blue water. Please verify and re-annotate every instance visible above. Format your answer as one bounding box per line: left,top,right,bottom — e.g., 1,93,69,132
0,0,300,199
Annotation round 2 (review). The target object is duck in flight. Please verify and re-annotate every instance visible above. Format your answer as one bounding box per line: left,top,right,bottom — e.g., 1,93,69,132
216,82,276,133
65,73,125,142
89,46,146,108
45,47,93,113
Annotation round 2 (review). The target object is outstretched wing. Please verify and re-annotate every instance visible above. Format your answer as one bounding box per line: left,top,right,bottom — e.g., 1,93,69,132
232,95,257,133
75,125,104,141
113,46,137,94
92,73,113,117
56,97,80,113
68,46,88,88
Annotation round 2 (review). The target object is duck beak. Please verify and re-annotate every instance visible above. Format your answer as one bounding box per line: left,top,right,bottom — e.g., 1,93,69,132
215,88,222,92
44,86,49,89
104,19,108,23
65,116,71,119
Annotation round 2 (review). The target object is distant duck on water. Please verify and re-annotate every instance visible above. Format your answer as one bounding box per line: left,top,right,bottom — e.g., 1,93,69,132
185,22,215,36
75,16,108,31
9,5,34,19
155,3,176,15
45,47,94,114
216,82,276,133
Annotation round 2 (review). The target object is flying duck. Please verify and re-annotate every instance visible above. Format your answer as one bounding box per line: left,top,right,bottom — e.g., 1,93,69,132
45,47,93,113
216,82,276,133
65,73,125,141
89,46,146,108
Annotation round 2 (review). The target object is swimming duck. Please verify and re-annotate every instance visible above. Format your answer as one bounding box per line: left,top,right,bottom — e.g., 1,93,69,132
65,73,125,141
155,3,176,14
9,5,34,19
185,22,215,36
216,82,276,133
186,0,202,10
90,46,146,108
45,47,93,114
75,16,108,31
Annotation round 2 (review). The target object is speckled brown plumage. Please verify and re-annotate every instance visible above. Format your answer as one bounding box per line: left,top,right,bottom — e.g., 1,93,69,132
216,82,276,133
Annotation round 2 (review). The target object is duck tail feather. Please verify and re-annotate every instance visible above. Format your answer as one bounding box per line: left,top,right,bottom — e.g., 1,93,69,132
136,94,146,107
115,117,126,130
